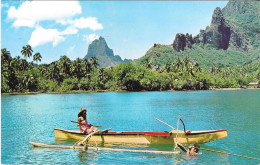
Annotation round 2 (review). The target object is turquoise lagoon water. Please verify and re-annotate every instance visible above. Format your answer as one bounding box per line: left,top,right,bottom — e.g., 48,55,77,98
1,90,260,164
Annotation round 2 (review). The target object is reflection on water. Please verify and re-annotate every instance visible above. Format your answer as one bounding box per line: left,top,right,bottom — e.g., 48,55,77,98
53,138,233,164
77,150,97,163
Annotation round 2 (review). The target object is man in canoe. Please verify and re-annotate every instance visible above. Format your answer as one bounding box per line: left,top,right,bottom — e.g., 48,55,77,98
77,108,98,134
177,143,200,156
187,144,200,156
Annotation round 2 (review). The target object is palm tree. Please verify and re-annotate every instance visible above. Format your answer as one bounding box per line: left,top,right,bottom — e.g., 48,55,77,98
183,56,190,69
38,64,48,76
81,59,92,77
99,68,105,81
21,45,33,59
90,57,99,68
1,49,12,83
187,63,195,77
70,58,82,79
21,71,35,90
216,65,221,74
1,49,12,79
58,55,71,76
10,56,19,71
1,48,11,64
210,66,215,74
47,62,59,80
33,52,42,64
144,59,152,69
164,62,171,73
20,59,29,71
173,57,182,72
194,62,201,72
155,65,161,71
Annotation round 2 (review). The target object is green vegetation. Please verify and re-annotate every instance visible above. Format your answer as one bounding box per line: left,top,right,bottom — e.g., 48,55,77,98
135,44,260,70
2,46,259,93
133,1,260,71
222,1,260,48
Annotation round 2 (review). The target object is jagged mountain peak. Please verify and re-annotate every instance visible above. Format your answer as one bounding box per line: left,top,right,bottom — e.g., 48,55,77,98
134,1,259,69
210,7,225,27
84,37,132,68
173,1,260,52
222,1,260,49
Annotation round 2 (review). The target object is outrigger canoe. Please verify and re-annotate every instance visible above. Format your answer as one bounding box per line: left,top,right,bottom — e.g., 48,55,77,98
54,128,227,145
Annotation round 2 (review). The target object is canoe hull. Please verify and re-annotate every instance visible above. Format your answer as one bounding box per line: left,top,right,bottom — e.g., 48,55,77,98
54,128,227,145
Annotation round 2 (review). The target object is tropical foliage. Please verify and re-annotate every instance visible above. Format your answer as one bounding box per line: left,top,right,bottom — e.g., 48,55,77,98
135,44,260,70
1,46,259,93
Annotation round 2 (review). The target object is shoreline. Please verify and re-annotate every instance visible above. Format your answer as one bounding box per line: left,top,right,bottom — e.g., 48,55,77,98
212,87,259,91
1,87,259,95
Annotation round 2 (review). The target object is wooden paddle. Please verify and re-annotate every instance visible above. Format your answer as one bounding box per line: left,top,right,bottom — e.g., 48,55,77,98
77,128,112,147
177,143,187,152
70,120,101,127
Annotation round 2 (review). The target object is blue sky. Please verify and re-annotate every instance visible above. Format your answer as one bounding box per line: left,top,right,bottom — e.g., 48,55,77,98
1,1,228,64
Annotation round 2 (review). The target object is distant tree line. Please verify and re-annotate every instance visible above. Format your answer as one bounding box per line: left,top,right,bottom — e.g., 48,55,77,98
1,46,260,93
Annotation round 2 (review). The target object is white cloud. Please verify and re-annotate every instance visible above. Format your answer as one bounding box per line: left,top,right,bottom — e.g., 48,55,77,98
60,27,79,35
8,1,81,27
57,17,103,31
29,26,65,47
73,17,103,30
7,1,104,48
84,33,100,43
29,26,82,47
12,18,35,28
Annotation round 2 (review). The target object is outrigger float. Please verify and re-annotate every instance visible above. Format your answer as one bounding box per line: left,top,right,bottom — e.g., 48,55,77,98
54,118,227,145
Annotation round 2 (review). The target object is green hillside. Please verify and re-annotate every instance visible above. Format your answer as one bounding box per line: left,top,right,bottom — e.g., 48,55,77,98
222,1,260,48
134,1,260,70
134,44,259,70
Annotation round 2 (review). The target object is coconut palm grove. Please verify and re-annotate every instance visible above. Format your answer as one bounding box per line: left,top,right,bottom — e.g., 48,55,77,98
1,45,259,93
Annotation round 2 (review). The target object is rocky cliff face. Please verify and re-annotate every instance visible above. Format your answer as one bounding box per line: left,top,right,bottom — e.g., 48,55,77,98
190,7,231,51
85,37,114,59
173,1,259,52
204,7,231,50
173,33,186,52
173,33,193,51
84,37,132,68
222,1,260,51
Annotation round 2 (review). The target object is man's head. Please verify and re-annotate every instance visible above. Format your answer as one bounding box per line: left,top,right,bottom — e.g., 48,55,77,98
193,144,200,152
